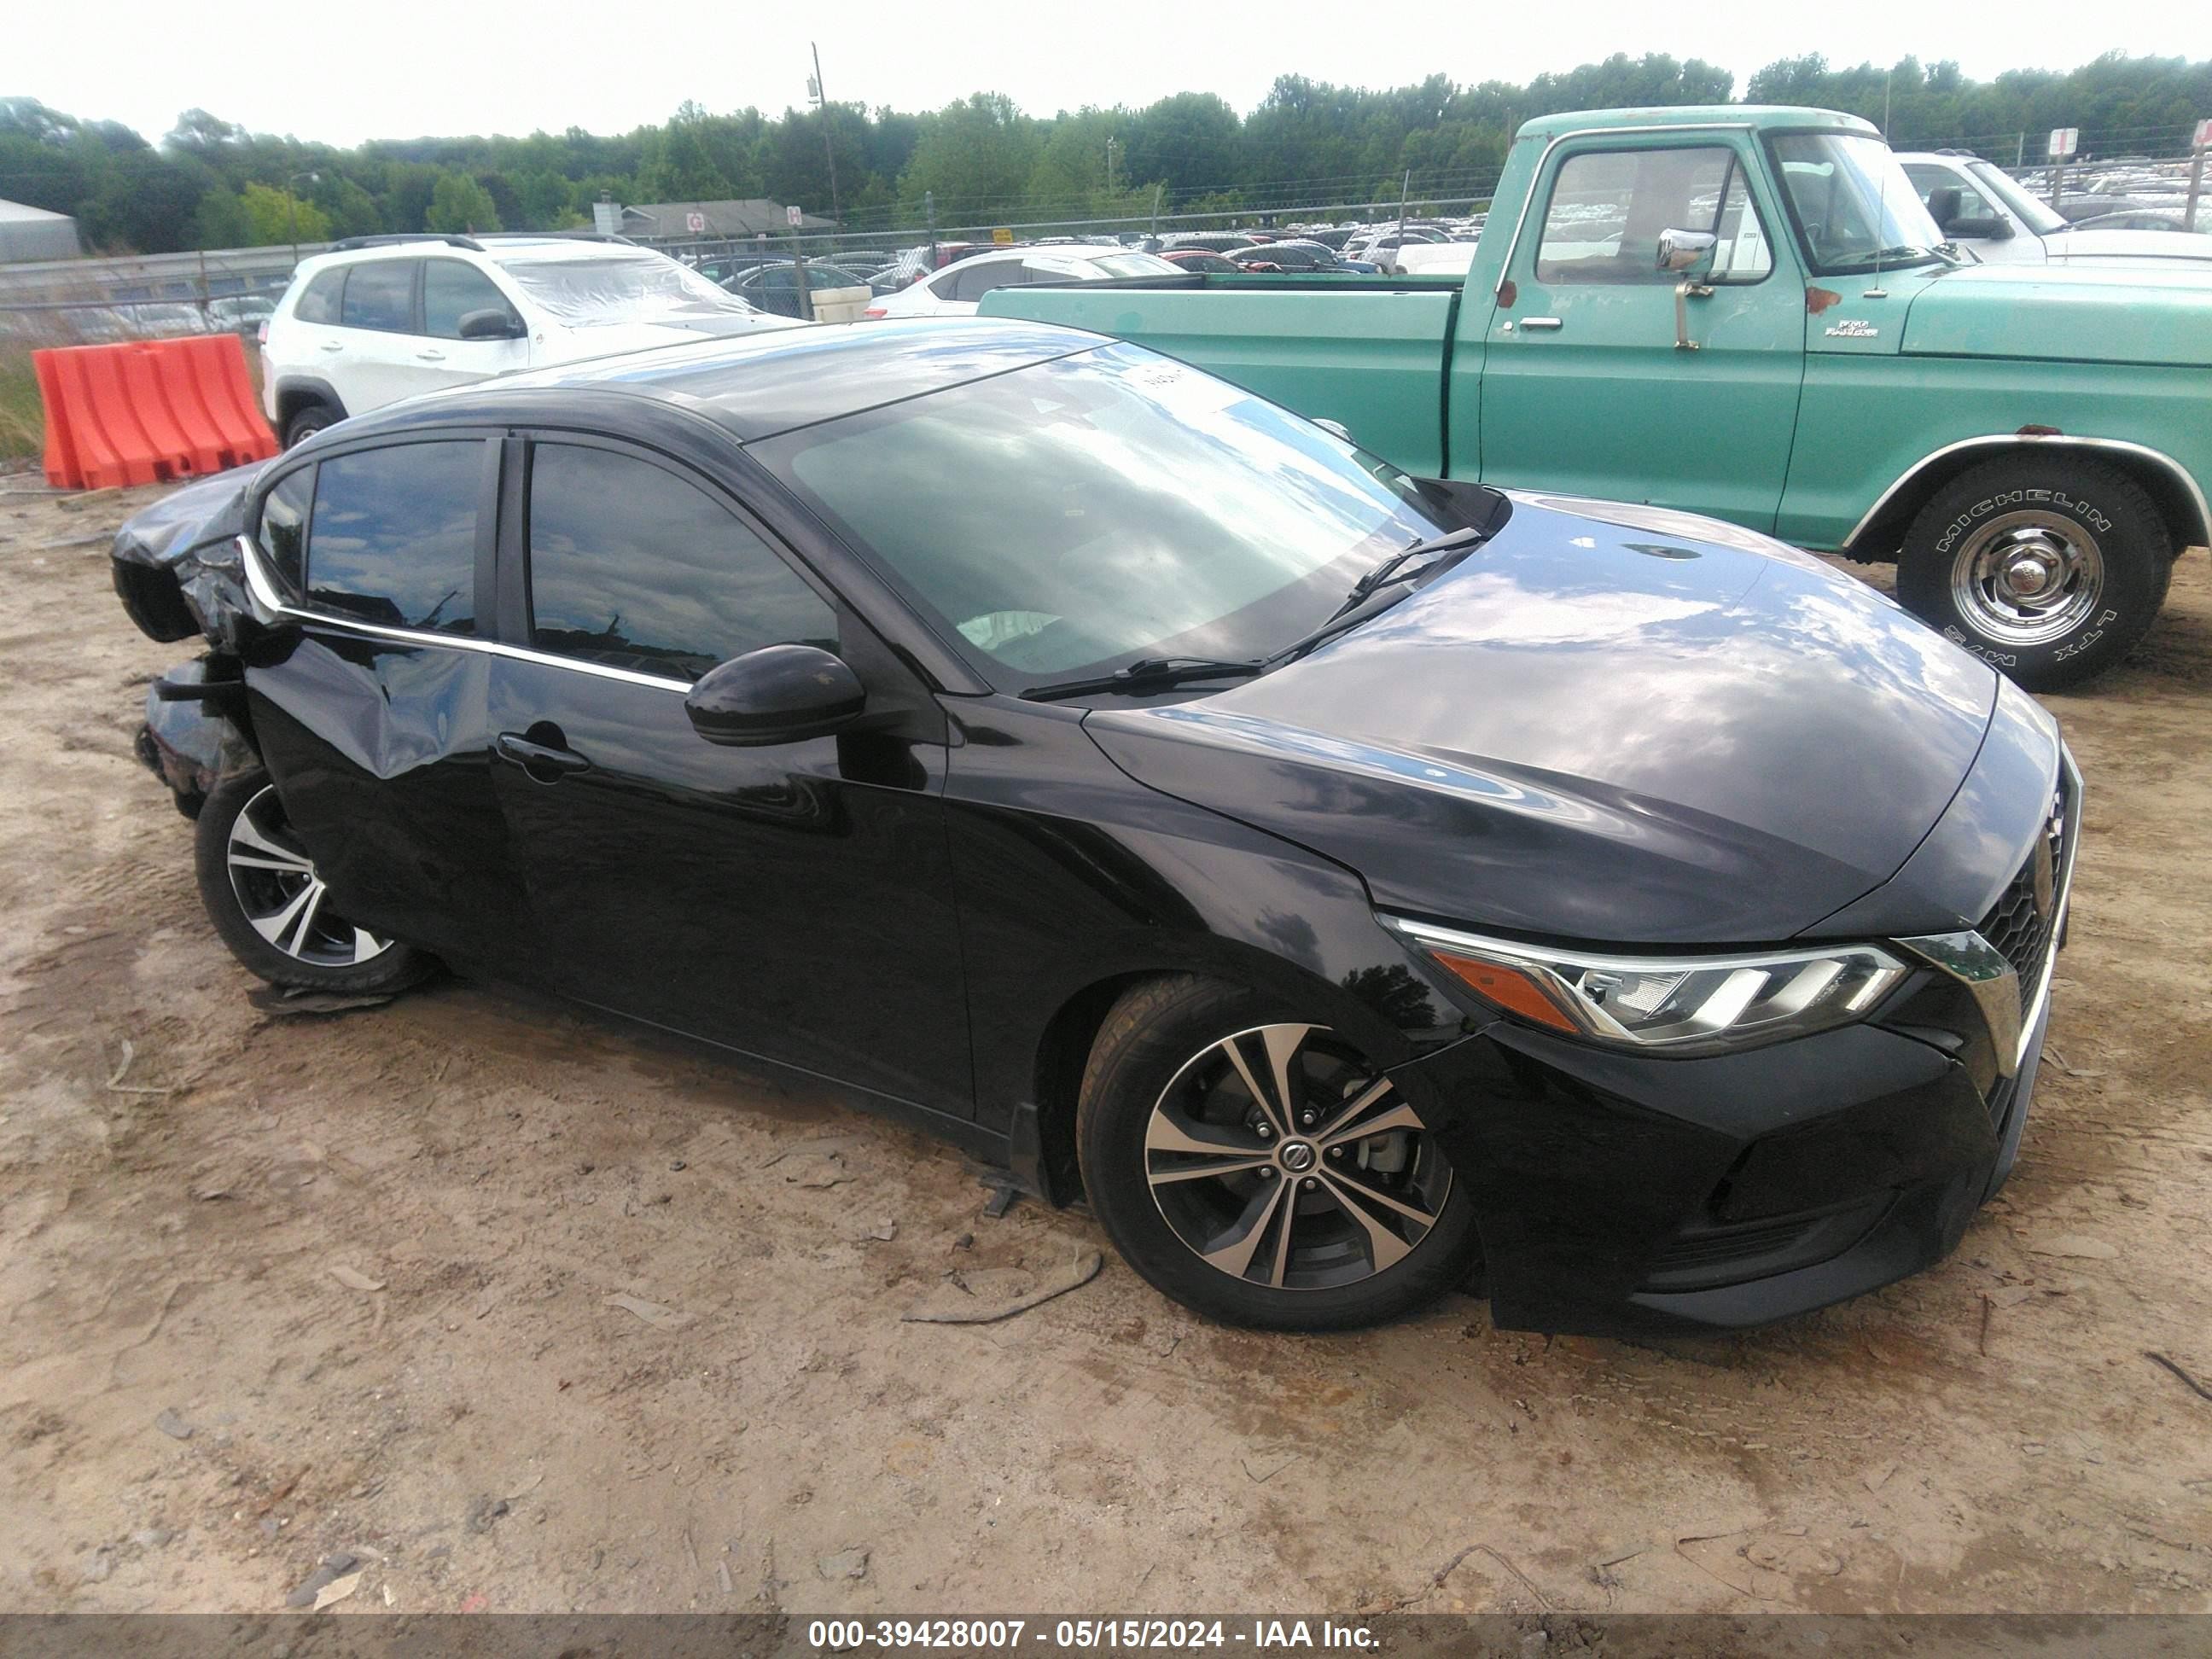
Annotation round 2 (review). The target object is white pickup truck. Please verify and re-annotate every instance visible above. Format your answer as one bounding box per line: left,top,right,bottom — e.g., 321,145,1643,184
1898,150,2212,270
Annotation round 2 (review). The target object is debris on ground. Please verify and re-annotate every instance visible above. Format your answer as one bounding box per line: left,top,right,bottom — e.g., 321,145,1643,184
817,1547,870,1581
602,1293,697,1330
2026,1235,2120,1260
329,1265,386,1293
105,1039,173,1095
247,986,397,1018
464,1495,510,1534
900,1250,1103,1325
981,1183,1020,1220
2144,1351,2212,1402
153,1408,192,1441
867,1218,898,1243
285,1552,360,1608
312,1569,364,1610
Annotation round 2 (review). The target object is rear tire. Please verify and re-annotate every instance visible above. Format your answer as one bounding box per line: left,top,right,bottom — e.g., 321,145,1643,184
282,403,341,449
1076,975,1481,1330
193,770,429,994
1895,454,2172,691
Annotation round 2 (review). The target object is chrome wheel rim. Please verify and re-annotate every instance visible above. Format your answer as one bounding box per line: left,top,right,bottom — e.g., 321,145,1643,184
225,785,392,968
1949,511,2105,647
1145,1022,1452,1291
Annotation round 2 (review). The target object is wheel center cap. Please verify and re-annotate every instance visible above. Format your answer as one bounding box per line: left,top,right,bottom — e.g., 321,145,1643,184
1278,1140,1317,1173
2003,552,2054,597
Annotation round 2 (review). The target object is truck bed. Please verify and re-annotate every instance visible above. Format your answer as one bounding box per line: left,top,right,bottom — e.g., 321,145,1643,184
983,273,1464,475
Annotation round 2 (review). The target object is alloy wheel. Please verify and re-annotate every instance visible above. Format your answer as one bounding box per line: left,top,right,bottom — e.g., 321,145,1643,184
1949,511,2106,647
224,785,392,968
1144,1022,1452,1290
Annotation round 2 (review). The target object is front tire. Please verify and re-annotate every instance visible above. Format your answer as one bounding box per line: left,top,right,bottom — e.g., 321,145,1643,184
1076,976,1481,1330
193,771,429,994
1896,455,2172,691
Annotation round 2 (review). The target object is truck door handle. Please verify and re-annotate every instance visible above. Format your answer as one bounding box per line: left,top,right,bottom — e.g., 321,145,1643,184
1519,317,1563,330
495,731,591,783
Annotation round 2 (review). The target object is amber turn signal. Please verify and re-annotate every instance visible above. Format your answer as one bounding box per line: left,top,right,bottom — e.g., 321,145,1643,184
1428,949,1581,1033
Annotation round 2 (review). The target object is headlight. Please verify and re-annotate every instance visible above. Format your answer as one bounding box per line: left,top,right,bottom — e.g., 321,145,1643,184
1388,917,1907,1055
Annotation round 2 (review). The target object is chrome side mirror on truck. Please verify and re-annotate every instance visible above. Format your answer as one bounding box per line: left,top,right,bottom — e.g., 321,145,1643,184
1655,229,1717,274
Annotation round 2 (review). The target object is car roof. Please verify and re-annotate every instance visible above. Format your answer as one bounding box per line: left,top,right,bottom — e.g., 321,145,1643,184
1516,104,1877,139
325,317,1108,445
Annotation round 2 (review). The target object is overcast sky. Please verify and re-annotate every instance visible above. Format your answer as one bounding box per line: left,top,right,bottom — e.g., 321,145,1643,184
15,0,2192,147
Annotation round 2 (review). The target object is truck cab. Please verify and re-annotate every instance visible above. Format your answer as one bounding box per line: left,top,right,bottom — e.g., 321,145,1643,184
1896,149,2212,271
987,103,2212,690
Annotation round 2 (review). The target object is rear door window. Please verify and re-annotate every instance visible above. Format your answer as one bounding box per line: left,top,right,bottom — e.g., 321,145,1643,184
305,441,483,634
525,442,835,683
260,468,312,593
946,260,1022,303
294,269,346,326
339,259,417,331
422,260,517,338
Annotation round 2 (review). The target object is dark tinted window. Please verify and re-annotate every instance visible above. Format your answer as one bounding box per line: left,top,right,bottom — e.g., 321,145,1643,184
340,259,416,331
294,268,346,325
261,468,311,593
527,443,835,682
422,259,515,338
946,260,1022,303
306,442,480,634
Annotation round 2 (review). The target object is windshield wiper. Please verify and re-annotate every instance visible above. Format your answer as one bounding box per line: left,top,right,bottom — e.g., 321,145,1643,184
1316,527,1487,629
1020,655,1265,703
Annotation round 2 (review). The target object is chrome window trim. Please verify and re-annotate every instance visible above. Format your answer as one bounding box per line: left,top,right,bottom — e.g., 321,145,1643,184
1492,122,1758,301
1843,435,2212,552
232,533,695,695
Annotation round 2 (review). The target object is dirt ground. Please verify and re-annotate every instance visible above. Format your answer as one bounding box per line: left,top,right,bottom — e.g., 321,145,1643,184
0,476,2207,1621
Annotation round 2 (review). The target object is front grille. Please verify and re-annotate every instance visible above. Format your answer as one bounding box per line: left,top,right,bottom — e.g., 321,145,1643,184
1978,776,2070,1016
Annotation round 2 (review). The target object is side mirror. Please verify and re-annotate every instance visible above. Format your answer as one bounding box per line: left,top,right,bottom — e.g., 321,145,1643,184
1656,228,1717,274
457,307,524,341
685,644,864,747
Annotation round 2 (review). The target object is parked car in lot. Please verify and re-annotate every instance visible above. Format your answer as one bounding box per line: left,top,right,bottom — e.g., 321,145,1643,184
112,318,2075,1336
864,245,1179,317
2069,208,2211,235
1897,152,2212,270
721,261,876,317
1161,249,1244,273
987,104,2212,688
259,234,800,447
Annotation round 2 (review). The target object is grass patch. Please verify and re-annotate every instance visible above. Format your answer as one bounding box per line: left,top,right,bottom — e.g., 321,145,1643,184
0,345,44,466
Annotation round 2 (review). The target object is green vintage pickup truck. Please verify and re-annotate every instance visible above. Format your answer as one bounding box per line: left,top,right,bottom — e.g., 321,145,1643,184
983,105,2212,689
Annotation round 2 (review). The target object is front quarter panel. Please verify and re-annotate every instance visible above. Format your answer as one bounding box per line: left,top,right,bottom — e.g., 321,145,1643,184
946,699,1479,1136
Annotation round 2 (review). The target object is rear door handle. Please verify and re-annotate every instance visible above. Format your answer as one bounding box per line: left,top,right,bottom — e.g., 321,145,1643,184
416,348,445,361
1518,317,1563,331
495,731,591,782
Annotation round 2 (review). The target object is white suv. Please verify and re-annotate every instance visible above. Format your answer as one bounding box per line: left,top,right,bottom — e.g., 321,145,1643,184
259,235,803,446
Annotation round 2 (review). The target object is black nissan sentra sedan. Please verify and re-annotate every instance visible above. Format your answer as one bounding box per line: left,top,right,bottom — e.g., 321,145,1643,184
111,318,2078,1336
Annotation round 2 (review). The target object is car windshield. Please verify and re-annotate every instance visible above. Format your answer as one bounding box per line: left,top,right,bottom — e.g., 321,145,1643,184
753,343,1455,689
1966,160,2070,236
1772,133,1948,274
495,253,761,325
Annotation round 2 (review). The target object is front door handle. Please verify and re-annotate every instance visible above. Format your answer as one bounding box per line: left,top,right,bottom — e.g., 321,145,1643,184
1518,316,1563,331
496,731,591,783
416,348,446,361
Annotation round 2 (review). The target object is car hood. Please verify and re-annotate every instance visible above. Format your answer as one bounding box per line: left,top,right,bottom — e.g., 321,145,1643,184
1085,496,2002,946
1902,262,2212,366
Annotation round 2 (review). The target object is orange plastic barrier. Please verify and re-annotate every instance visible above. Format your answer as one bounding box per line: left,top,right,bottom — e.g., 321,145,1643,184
35,333,278,491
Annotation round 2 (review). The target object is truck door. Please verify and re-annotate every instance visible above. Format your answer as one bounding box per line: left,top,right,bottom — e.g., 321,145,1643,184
1475,138,1807,533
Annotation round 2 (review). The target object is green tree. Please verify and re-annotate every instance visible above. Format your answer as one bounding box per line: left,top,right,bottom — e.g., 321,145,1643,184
241,181,330,245
898,93,1039,224
426,172,501,233
192,185,253,248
